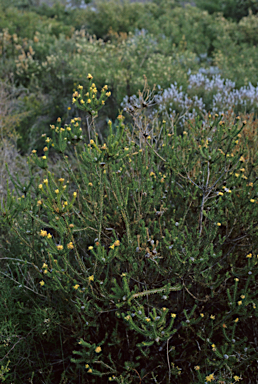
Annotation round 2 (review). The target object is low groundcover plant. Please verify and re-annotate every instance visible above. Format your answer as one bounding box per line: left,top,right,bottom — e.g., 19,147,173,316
0,75,258,383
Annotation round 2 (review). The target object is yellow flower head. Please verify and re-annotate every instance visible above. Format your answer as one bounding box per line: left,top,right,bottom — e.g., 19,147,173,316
114,240,120,247
73,192,77,198
171,313,176,318
89,275,94,281
42,156,47,160
39,280,45,286
210,315,215,320
95,346,102,353
73,284,79,290
87,73,93,80
47,233,52,239
56,245,63,251
67,242,74,250
40,230,48,237
55,189,59,194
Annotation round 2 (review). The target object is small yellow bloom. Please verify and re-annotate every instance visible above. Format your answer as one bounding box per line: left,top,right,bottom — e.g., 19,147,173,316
37,200,42,206
43,179,48,185
46,137,50,143
233,376,241,382
238,300,242,306
43,269,48,274
47,233,52,239
56,245,63,251
43,146,48,152
162,307,167,311
200,313,204,317
85,364,89,368
38,184,43,189
32,149,37,153
95,346,102,353
240,295,245,299
89,275,94,281
171,313,176,318
150,172,155,176
246,253,252,258
145,317,151,322
42,156,47,160
206,373,215,382
55,189,59,194
106,92,111,97
235,173,239,177
73,192,77,198
250,199,255,203
102,100,105,105
42,263,48,268
218,192,223,196
194,366,200,371
40,230,48,237
240,156,245,162
69,224,74,228
114,240,120,247
39,280,45,286
87,73,93,80
87,99,91,103
234,318,239,323
235,278,239,282
67,242,74,249
210,315,215,320
110,244,115,250
73,284,79,290
88,246,93,250
217,223,221,226
87,369,92,373
103,85,108,90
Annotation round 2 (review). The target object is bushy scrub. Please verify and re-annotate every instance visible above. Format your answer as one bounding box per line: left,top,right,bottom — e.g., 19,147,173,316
1,77,258,383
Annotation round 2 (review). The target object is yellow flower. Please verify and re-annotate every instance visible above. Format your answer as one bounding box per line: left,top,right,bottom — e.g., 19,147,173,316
73,192,77,198
95,346,102,353
42,156,47,160
194,366,200,371
238,300,242,306
235,173,239,177
200,313,204,317
42,263,48,268
110,244,115,250
234,318,239,323
40,230,48,237
210,315,215,320
47,233,52,239
240,295,245,299
55,189,59,194
43,146,48,152
240,156,245,162
73,284,79,289
103,85,108,90
89,275,94,281
32,149,37,153
69,224,74,228
235,278,239,282
87,73,93,80
67,242,74,249
87,369,92,373
114,240,120,247
59,178,64,183
171,313,176,318
39,280,45,286
217,223,221,226
43,269,48,274
233,376,241,382
38,184,43,189
150,172,155,176
87,99,91,103
106,92,111,97
145,317,151,322
162,307,167,311
37,200,42,206
218,192,223,196
88,246,93,250
56,245,63,251
46,137,50,143
102,100,105,105
85,364,89,368
250,199,255,203
206,373,215,382
246,253,252,258
43,179,48,185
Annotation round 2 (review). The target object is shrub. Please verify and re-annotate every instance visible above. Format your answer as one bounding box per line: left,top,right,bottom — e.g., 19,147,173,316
1,76,258,383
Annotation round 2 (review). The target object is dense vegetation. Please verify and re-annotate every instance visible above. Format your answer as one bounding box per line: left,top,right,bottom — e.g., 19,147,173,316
0,1,258,383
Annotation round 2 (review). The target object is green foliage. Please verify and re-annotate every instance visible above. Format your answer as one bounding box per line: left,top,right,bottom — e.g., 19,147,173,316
195,0,258,22
1,78,258,383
